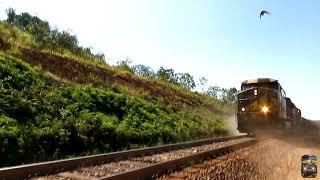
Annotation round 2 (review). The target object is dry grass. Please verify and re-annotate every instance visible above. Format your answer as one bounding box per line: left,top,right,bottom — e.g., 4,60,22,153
17,48,219,111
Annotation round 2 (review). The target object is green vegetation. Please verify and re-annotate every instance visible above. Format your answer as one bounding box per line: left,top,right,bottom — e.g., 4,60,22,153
0,9,236,103
4,8,105,61
0,20,33,51
0,53,227,166
116,59,237,100
116,59,197,90
0,9,237,167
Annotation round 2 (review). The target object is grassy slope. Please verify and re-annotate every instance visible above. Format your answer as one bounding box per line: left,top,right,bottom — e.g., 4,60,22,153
0,20,234,167
19,48,207,108
0,20,230,113
20,48,233,113
0,52,228,167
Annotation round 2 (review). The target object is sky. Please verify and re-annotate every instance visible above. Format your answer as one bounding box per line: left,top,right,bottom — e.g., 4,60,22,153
0,0,319,120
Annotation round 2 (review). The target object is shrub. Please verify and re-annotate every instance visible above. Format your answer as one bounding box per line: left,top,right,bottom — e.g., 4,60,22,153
0,115,21,166
0,47,229,167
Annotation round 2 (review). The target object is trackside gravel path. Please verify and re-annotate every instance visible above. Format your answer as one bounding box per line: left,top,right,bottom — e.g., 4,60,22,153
160,137,320,180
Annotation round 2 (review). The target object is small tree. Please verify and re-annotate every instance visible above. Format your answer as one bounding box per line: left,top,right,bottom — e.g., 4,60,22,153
198,77,208,92
156,67,178,84
6,8,16,25
205,86,220,98
93,52,105,62
220,87,237,103
132,64,155,79
177,73,196,90
116,58,134,74
55,31,78,51
5,9,106,62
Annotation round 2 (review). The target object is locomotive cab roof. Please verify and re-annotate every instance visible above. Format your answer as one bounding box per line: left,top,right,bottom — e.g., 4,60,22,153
239,78,301,112
240,78,282,91
241,78,278,85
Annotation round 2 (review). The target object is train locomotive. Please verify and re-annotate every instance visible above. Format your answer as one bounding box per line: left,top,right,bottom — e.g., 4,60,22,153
236,78,302,133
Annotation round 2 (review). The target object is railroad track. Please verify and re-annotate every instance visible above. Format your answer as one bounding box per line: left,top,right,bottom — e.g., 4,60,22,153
0,134,255,180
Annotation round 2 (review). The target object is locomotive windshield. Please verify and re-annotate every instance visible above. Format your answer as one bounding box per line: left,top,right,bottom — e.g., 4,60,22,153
302,155,317,161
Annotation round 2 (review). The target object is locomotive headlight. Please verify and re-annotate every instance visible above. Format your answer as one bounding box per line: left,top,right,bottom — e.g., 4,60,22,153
254,89,258,96
241,107,246,112
312,166,315,170
262,106,269,113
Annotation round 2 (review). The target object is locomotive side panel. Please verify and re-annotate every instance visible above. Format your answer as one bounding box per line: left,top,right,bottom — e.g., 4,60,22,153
278,86,288,120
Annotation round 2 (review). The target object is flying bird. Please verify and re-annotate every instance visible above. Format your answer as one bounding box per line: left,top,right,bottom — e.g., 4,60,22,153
260,10,270,19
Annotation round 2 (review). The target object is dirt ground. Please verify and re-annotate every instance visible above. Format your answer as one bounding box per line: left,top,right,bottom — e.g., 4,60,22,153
160,135,320,180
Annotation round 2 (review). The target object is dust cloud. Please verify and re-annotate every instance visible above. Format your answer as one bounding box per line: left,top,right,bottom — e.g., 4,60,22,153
221,115,320,179
247,136,320,180
224,115,241,136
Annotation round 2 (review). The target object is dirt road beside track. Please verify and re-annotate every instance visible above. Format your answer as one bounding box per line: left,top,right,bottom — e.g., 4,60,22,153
161,136,320,180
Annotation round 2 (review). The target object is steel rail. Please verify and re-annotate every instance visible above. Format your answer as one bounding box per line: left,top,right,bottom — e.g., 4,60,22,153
100,137,256,180
0,134,249,180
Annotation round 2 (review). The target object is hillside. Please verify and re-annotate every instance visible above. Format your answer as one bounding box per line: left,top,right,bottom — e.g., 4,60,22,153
0,10,235,167
20,48,205,108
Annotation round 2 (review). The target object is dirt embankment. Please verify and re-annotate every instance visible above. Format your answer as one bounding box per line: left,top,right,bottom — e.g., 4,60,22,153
19,48,205,108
